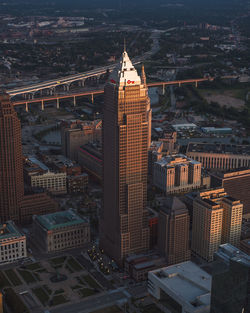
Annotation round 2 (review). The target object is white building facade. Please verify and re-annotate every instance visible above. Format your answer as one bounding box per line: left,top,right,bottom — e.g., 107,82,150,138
0,221,27,264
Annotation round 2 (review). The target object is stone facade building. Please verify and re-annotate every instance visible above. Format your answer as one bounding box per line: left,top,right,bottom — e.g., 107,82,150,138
153,154,202,194
33,209,90,253
0,221,27,264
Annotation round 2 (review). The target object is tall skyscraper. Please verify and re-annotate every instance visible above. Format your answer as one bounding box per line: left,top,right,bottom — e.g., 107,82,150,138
191,188,243,262
158,197,191,265
100,50,150,265
0,92,58,224
0,92,24,223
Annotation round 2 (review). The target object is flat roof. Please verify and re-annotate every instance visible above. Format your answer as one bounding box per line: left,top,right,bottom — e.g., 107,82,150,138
155,154,200,168
0,221,24,241
187,143,250,156
34,209,88,231
28,156,49,171
216,244,250,267
150,261,211,307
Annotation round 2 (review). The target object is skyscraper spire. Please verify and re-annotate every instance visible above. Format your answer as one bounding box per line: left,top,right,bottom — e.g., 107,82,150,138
124,38,126,52
109,50,141,87
141,64,147,86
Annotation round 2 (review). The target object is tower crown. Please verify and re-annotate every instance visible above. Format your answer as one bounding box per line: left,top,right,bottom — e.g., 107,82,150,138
109,50,141,87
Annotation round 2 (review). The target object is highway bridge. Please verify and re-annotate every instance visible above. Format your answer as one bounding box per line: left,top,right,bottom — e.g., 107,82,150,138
7,59,141,98
12,77,213,112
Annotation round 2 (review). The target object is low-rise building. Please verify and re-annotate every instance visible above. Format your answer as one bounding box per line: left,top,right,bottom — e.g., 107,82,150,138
29,171,67,195
0,221,27,264
24,157,67,195
20,190,59,224
187,143,250,170
32,209,90,253
153,154,201,194
125,253,166,282
148,261,211,313
67,173,88,194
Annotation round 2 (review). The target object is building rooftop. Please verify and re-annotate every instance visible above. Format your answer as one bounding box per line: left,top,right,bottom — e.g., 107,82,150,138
149,261,211,308
34,209,88,231
28,156,49,171
187,143,250,156
0,221,24,242
161,197,188,215
79,143,102,163
155,154,200,168
215,244,250,267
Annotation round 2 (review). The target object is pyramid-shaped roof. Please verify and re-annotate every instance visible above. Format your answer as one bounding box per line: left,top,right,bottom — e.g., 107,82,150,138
109,50,141,87
161,197,188,216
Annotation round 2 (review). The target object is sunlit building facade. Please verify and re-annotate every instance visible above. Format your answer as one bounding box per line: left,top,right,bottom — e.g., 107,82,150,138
100,50,151,265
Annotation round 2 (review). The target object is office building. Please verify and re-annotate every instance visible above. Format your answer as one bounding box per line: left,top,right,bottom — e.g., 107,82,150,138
20,191,58,224
148,261,211,313
0,93,59,224
158,197,191,265
0,221,27,264
187,143,250,170
211,168,250,215
67,173,88,194
33,209,90,253
24,157,67,195
61,119,102,161
153,154,202,194
211,243,250,313
100,50,150,265
78,142,102,181
0,92,24,223
159,126,178,154
148,208,158,249
125,253,165,282
191,189,243,262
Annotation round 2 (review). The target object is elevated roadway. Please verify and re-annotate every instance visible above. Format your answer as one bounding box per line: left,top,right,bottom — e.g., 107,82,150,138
12,77,213,111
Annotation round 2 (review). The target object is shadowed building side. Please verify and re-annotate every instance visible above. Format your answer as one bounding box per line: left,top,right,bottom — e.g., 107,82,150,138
0,92,24,223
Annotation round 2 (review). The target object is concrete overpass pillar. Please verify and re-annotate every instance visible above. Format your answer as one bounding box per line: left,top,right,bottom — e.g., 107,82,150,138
41,100,44,111
73,96,76,107
25,102,29,112
56,98,60,109
179,82,181,88
64,84,70,92
91,94,94,104
162,84,165,95
195,81,198,88
78,79,85,87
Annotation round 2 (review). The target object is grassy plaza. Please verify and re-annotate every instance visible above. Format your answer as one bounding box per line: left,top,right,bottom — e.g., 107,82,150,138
0,255,103,312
